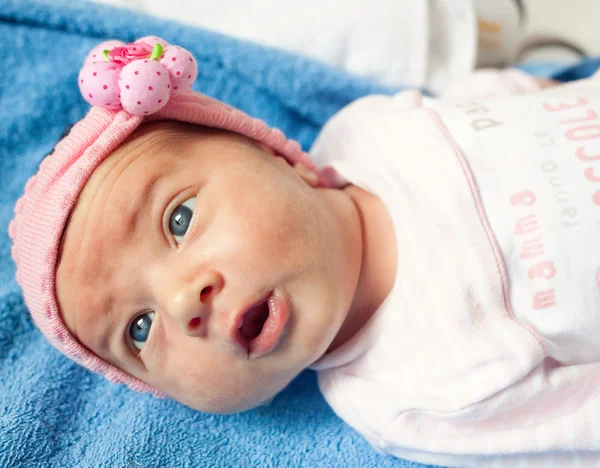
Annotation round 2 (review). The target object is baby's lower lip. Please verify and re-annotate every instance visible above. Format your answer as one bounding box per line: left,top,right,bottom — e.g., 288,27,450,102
248,290,290,360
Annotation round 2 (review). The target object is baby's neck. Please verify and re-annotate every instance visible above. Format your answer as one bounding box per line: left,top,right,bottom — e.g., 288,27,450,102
327,184,398,353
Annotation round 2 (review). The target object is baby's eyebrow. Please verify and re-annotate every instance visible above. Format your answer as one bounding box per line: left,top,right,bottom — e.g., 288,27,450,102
133,156,183,234
99,316,115,358
90,297,115,359
124,149,178,235
130,172,163,233
139,175,159,203
118,137,178,232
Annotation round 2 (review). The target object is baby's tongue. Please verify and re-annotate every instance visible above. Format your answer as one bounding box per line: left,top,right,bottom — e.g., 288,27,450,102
240,303,269,339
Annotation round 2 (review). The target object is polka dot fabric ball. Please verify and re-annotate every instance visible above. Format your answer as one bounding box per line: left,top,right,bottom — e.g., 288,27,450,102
159,46,198,95
79,62,122,109
118,60,171,115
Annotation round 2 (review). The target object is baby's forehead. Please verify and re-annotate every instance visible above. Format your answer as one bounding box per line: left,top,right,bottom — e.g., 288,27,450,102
123,120,230,151
59,121,257,266
58,126,178,265
59,122,226,262
107,121,257,173
84,121,215,204
115,121,202,160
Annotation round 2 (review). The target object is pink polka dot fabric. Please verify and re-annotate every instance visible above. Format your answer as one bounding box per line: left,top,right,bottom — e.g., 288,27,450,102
9,37,331,397
78,37,198,116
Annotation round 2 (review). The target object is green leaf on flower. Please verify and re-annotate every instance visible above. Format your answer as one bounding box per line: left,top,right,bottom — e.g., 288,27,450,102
150,43,163,61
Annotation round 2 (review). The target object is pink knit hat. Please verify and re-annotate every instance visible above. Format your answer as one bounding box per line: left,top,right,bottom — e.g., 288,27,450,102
8,37,333,397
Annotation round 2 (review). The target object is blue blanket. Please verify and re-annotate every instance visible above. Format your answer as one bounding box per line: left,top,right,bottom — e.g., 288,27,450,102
1,1,599,466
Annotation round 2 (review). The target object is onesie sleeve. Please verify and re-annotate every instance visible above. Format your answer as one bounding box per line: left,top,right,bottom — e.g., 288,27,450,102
441,68,542,100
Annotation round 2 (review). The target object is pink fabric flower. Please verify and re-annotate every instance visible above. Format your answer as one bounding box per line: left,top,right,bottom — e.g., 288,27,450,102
108,42,153,65
78,37,199,116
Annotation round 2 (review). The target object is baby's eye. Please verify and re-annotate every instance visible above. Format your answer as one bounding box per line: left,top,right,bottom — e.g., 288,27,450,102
129,312,155,351
169,197,196,244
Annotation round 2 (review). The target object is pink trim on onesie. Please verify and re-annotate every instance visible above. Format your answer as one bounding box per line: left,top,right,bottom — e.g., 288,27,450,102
426,109,547,352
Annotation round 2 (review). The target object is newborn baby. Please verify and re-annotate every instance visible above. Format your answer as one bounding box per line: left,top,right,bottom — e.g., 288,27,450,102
10,37,600,467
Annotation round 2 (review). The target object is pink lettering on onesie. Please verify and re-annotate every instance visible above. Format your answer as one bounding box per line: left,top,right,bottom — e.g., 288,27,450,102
542,96,600,205
509,189,557,310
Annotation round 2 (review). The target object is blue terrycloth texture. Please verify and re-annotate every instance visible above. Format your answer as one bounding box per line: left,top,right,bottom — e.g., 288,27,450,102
1,1,599,467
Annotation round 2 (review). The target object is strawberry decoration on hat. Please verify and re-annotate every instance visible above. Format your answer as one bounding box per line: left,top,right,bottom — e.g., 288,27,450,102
78,36,198,116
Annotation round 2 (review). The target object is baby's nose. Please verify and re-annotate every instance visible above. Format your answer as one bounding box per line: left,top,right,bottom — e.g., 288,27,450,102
163,270,224,336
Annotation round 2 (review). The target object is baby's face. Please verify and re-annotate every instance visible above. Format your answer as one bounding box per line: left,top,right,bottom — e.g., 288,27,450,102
56,121,361,413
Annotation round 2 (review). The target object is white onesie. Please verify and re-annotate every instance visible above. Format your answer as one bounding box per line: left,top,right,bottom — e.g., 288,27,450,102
309,70,600,468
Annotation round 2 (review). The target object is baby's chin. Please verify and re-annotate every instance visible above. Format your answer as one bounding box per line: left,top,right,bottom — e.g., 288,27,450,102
205,394,278,415
155,362,303,415
173,385,284,415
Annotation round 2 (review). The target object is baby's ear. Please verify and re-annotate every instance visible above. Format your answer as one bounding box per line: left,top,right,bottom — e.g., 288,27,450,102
272,153,320,187
292,162,320,187
258,142,276,155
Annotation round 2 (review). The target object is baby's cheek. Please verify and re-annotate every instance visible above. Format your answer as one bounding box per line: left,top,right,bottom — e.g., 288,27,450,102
144,334,236,411
262,192,313,250
145,341,200,401
175,361,250,413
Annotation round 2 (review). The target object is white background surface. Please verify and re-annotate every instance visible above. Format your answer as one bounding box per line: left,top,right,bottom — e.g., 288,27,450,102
94,0,600,59
92,0,600,76
524,0,600,56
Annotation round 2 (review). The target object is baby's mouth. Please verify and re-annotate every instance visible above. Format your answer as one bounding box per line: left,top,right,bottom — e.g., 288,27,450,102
236,300,270,349
233,290,291,359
